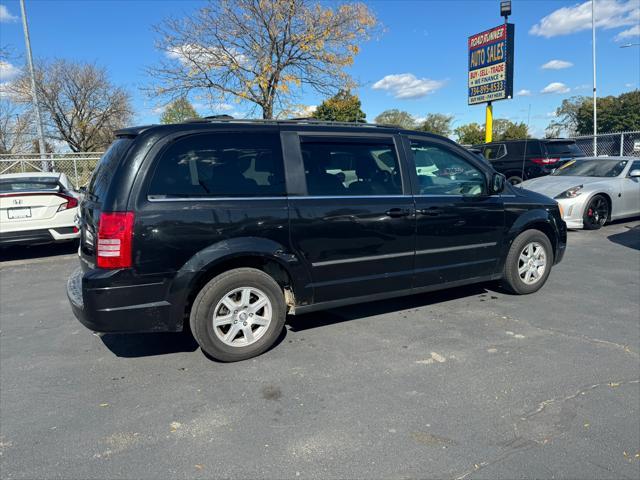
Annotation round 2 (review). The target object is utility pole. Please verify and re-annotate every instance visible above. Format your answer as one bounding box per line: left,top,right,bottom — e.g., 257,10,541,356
592,0,597,156
19,0,48,169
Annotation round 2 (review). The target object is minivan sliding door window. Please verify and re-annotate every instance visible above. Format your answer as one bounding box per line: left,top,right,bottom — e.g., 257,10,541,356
299,138,403,196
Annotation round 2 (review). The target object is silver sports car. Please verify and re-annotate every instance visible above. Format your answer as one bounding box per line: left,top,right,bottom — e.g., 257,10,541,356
521,157,640,230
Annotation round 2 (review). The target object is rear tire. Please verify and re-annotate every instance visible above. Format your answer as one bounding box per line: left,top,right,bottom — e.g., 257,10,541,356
189,268,286,362
501,229,554,295
582,194,608,230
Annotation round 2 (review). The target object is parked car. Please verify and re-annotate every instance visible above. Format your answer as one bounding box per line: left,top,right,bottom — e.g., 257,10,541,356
474,138,584,185
67,119,566,362
521,157,640,230
0,172,80,246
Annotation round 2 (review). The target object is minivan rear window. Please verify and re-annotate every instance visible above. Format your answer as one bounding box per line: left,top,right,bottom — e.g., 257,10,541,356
148,132,286,198
545,141,582,156
88,138,132,200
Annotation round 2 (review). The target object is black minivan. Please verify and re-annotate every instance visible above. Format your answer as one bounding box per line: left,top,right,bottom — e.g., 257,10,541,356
474,138,584,185
68,119,566,361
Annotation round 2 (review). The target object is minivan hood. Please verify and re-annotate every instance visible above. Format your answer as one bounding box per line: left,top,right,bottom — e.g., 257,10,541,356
520,175,605,197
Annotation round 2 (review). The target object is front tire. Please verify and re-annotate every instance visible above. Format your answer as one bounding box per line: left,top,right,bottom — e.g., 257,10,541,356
583,195,608,230
507,175,523,185
189,268,287,362
502,229,554,295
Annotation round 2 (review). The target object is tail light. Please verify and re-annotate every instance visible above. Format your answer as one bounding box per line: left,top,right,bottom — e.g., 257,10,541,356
531,157,560,165
56,193,79,212
97,212,134,269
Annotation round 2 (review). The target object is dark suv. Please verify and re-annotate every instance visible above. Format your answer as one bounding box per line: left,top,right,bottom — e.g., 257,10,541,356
67,119,566,362
474,139,584,185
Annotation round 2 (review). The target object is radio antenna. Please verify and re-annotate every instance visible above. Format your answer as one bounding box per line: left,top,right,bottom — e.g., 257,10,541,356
520,103,532,188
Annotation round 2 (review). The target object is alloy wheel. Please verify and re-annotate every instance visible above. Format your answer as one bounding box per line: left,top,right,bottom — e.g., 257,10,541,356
212,287,272,347
518,242,547,285
586,197,608,227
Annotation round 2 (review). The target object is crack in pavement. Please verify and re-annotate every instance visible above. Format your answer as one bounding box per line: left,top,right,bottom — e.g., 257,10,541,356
521,378,640,420
496,313,639,357
451,378,640,480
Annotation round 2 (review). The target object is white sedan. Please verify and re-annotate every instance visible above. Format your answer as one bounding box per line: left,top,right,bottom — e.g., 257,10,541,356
0,172,80,246
521,157,640,230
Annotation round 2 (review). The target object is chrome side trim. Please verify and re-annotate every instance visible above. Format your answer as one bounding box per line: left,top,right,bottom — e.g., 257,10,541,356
291,195,410,200
312,251,414,267
147,196,287,202
311,242,497,267
416,242,497,255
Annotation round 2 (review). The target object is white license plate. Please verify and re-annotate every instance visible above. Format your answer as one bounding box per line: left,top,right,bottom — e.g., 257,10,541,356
7,207,32,219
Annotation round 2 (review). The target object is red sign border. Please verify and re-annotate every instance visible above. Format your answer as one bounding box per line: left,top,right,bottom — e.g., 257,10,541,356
468,24,507,50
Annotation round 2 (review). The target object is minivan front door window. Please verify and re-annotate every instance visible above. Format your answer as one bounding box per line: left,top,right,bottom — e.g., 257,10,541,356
412,143,486,197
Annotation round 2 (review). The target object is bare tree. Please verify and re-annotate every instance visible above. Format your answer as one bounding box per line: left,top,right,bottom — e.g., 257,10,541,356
147,0,377,119
0,101,33,154
11,60,133,152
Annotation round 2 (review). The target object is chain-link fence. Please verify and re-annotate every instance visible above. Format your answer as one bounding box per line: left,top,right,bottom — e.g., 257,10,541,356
0,152,104,190
570,131,640,157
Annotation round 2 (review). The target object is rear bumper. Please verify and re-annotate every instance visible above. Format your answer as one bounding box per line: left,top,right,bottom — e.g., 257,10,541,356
0,227,79,246
67,267,181,333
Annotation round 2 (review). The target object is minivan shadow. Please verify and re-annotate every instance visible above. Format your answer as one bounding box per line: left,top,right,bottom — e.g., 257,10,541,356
99,283,497,358
0,241,78,263
100,331,199,358
287,283,495,332
100,324,289,360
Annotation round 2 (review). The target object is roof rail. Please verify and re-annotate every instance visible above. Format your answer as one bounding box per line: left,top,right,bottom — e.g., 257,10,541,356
181,116,390,129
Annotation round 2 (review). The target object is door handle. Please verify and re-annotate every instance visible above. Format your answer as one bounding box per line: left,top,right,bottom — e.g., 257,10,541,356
417,207,444,216
385,208,411,218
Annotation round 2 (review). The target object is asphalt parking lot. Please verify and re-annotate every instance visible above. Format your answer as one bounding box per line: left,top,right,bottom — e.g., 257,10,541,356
1,221,639,480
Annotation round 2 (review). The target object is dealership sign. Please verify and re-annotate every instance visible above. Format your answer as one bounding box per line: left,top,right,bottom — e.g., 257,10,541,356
468,23,514,105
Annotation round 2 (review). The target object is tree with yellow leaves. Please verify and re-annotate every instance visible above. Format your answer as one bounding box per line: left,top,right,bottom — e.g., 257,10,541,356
147,0,377,119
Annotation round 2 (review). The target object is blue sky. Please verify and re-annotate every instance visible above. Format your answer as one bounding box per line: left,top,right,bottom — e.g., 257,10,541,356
1,0,639,138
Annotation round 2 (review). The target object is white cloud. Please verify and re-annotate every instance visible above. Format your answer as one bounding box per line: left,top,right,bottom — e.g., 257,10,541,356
166,44,248,68
625,82,637,88
209,102,234,112
0,5,18,22
615,24,640,41
530,0,639,38
516,89,532,96
541,82,571,94
372,73,445,99
541,60,574,70
0,61,20,81
0,82,12,99
295,105,317,117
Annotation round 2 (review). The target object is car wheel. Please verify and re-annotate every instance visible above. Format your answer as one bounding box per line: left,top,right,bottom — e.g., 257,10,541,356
583,195,608,230
507,175,523,185
189,268,287,362
502,229,554,295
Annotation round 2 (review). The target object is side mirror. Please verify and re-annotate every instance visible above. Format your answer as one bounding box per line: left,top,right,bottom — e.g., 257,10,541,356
491,172,506,194
629,169,640,178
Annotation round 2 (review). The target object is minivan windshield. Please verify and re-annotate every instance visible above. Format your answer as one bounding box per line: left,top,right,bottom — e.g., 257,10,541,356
552,159,627,177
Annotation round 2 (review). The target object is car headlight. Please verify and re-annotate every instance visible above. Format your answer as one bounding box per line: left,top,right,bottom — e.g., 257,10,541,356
554,185,583,199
